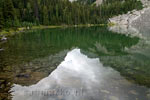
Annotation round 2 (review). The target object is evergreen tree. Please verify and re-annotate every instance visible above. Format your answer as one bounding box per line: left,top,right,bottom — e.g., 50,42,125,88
0,0,143,28
3,0,16,28
0,11,4,30
0,0,4,30
33,0,39,21
43,6,49,25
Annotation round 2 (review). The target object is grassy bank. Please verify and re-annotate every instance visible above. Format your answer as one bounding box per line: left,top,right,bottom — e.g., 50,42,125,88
0,24,106,40
0,25,62,38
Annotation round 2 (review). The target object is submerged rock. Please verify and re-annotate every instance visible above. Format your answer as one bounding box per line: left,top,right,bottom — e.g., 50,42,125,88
147,93,150,99
0,79,13,100
0,80,5,84
100,90,110,94
0,48,4,51
16,74,30,78
109,96,119,100
1,36,7,41
129,90,138,95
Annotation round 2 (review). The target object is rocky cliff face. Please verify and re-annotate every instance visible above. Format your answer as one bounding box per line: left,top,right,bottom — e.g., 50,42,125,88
109,0,150,38
140,0,150,7
132,7,150,37
69,0,103,5
109,0,150,26
95,0,103,5
109,8,149,25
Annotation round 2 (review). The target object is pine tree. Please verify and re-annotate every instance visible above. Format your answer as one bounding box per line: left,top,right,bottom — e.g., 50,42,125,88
33,0,39,22
0,12,4,30
43,6,49,25
3,0,16,27
0,0,143,28
0,0,4,30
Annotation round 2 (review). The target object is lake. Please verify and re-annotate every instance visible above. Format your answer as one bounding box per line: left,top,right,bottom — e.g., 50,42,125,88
0,26,150,100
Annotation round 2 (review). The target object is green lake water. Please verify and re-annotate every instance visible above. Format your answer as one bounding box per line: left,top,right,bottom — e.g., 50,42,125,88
0,26,150,100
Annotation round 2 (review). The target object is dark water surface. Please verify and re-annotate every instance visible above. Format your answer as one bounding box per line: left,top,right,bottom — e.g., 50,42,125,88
0,27,150,100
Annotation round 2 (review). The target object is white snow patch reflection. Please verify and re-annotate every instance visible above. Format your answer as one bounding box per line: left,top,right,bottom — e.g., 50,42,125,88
11,49,150,100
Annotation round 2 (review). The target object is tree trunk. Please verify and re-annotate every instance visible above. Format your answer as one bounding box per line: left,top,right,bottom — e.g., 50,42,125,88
34,0,39,21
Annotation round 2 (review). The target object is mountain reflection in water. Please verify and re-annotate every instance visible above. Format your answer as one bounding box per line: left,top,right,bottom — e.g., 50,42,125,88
11,49,150,100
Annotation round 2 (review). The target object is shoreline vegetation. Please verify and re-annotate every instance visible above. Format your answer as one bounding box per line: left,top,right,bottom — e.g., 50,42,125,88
0,24,110,40
0,0,143,38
